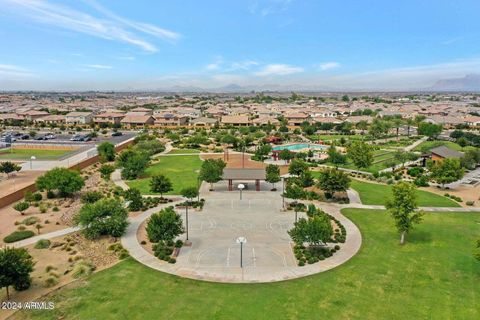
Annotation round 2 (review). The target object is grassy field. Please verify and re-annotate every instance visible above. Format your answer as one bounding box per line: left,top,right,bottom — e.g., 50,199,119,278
309,134,367,142
414,140,477,153
167,148,201,154
350,179,460,207
324,149,398,173
17,209,480,319
127,155,202,195
0,148,72,160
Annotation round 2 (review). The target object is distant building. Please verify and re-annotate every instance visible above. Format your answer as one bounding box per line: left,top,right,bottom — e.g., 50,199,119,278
221,115,250,126
65,112,93,125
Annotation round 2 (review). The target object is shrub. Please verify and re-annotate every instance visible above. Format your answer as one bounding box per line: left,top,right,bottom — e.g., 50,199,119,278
52,206,59,212
45,265,56,272
44,276,59,288
466,201,475,206
46,190,56,199
32,192,43,202
168,257,176,264
71,260,95,279
334,245,340,250
407,167,424,177
22,216,39,226
298,260,305,266
81,191,103,204
414,176,429,187
34,239,51,249
39,203,47,213
175,240,183,248
3,230,35,243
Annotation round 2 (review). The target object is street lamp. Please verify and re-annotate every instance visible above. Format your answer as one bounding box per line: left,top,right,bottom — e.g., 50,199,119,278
238,183,245,200
236,236,247,268
30,156,36,170
197,176,201,202
292,200,299,223
185,201,190,241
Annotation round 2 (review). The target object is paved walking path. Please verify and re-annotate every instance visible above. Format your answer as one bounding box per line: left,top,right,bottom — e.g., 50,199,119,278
346,188,362,204
111,169,129,190
12,226,80,248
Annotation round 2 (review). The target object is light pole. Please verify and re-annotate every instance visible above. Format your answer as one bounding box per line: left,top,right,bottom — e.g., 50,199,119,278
292,200,299,223
30,155,36,170
282,177,285,209
238,183,245,200
197,177,200,202
185,201,189,241
236,236,247,268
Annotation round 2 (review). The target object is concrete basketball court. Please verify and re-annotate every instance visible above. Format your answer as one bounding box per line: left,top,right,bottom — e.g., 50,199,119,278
175,182,301,282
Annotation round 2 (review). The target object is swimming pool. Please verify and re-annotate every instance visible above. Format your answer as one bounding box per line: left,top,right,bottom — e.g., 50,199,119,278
272,143,328,151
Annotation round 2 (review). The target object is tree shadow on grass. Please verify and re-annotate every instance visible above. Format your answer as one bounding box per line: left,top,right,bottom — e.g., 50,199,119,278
408,231,433,244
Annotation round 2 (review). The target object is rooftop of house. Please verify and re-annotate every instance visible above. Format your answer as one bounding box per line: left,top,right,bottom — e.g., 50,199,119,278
429,146,464,159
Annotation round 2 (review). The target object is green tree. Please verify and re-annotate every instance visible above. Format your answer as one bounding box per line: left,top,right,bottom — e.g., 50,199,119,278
117,150,150,180
369,119,391,139
254,144,272,162
405,118,415,137
36,168,84,197
124,188,143,211
288,214,333,246
99,164,115,180
265,164,281,190
461,150,480,170
13,201,29,215
386,182,424,245
74,198,129,239
429,158,464,188
146,207,184,243
316,168,350,199
417,122,442,139
278,149,294,163
150,174,173,198
199,159,226,191
181,187,199,204
394,150,409,168
327,145,347,166
0,247,34,299
288,159,309,176
391,118,404,140
347,141,373,169
356,120,369,135
0,161,21,178
97,142,115,162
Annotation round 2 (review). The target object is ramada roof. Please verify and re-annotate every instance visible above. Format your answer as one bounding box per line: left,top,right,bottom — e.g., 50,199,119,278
430,146,464,159
222,168,266,180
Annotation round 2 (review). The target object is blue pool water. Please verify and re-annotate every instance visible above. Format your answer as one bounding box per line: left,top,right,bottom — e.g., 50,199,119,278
272,143,327,151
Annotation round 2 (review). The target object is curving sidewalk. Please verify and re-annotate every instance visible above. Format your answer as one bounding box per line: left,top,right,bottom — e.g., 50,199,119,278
120,197,362,283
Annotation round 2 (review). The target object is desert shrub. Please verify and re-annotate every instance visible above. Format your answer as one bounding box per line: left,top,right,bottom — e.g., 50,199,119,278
466,201,475,206
81,191,103,204
414,176,429,187
44,276,59,288
45,265,56,272
34,239,51,249
32,192,43,202
3,230,35,243
71,260,95,278
22,217,39,227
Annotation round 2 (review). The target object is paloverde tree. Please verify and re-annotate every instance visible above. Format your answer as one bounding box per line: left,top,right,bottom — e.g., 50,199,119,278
428,158,464,188
36,167,84,197
150,174,173,198
386,182,424,245
97,141,116,162
0,247,34,300
265,164,281,190
74,198,129,239
0,161,21,178
278,149,294,164
418,122,442,139
13,201,30,215
199,158,226,191
146,207,184,243
347,141,373,169
316,168,350,199
288,213,333,246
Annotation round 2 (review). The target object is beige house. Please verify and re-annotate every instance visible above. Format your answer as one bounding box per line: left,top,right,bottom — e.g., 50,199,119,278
65,112,93,125
221,115,250,126
94,112,125,125
121,115,155,128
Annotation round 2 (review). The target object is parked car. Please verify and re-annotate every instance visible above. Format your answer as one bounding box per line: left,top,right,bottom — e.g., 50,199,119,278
20,134,29,140
112,131,123,137
70,135,81,141
80,135,91,142
45,134,56,140
35,135,47,140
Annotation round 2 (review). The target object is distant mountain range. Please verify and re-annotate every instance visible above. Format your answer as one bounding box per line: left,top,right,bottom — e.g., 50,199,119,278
430,74,480,91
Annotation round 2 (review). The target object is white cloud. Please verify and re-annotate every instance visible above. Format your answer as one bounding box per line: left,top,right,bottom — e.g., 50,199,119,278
255,64,303,76
1,0,180,52
0,64,34,78
205,56,224,71
249,0,293,17
229,60,259,71
85,64,113,69
117,56,135,61
318,62,340,71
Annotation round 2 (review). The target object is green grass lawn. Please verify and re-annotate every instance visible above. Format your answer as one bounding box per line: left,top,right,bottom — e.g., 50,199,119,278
167,148,200,154
350,179,460,207
16,209,480,319
414,140,477,153
0,148,72,160
309,134,367,142
126,155,202,195
323,150,398,173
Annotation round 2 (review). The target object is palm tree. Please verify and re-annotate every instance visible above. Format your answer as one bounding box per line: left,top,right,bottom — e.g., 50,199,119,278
406,118,415,137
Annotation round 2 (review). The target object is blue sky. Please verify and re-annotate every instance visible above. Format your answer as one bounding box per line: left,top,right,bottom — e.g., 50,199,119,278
1,0,480,91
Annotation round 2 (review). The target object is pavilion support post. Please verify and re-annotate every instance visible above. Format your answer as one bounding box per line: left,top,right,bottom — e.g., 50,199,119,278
256,179,260,191
228,179,233,191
